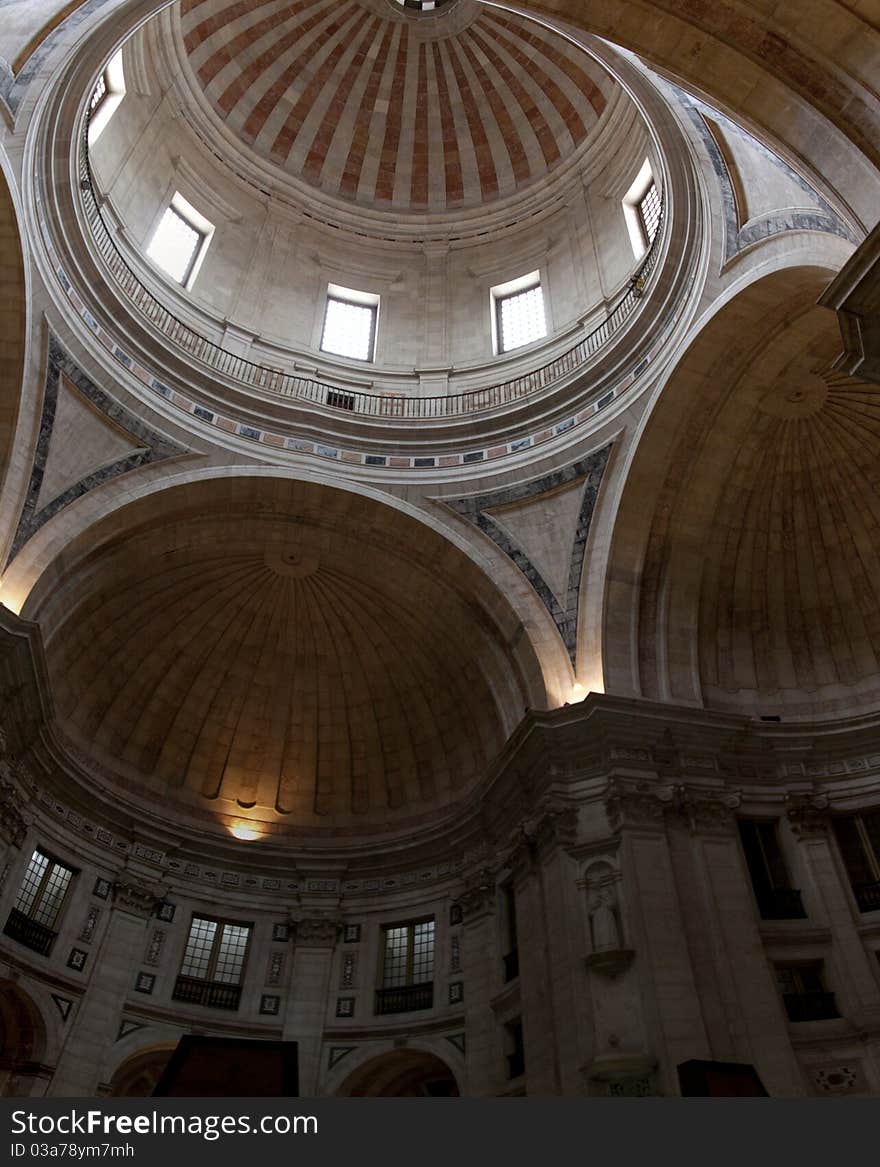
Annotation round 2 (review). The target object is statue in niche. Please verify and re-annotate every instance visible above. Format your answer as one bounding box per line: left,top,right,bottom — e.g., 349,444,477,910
584,864,634,978
589,887,621,952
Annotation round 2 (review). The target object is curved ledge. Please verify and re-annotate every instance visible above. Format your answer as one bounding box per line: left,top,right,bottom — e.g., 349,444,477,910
78,113,665,421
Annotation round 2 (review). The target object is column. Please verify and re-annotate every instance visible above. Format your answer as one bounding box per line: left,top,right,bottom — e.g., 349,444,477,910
49,876,162,1095
787,795,880,1019
281,915,339,1097
670,787,804,1095
455,869,500,1096
604,779,710,1095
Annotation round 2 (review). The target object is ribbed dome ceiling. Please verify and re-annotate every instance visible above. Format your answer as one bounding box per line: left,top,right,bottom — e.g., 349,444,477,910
178,0,611,212
37,479,538,836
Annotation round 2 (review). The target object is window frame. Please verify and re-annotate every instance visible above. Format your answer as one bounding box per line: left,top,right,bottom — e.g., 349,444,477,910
379,916,435,990
319,284,380,363
4,849,78,956
831,810,880,911
490,270,548,355
145,191,215,291
87,49,126,146
622,158,661,259
178,914,253,987
13,848,77,932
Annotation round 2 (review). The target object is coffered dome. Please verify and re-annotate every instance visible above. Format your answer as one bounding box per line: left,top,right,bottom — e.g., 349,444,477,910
177,0,612,213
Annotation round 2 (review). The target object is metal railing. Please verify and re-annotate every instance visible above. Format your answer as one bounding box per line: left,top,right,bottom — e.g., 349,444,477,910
3,908,57,956
374,982,434,1014
172,974,242,1011
77,115,664,420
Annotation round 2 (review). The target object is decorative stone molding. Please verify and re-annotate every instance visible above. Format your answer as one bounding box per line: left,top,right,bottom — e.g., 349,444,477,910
528,798,579,855
292,916,340,947
583,1051,658,1097
785,793,831,839
453,867,496,921
584,948,635,979
0,774,27,847
112,878,164,918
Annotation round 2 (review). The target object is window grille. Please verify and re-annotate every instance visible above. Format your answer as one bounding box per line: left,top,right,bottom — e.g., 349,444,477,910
496,282,547,353
321,293,378,362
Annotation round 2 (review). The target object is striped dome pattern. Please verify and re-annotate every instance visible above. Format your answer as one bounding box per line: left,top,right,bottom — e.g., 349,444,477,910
179,0,610,211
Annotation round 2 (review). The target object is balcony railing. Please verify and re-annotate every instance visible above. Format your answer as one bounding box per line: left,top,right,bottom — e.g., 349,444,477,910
756,888,807,920
77,112,664,421
853,880,880,912
782,992,840,1023
374,982,434,1015
503,949,519,983
3,908,57,956
172,974,242,1011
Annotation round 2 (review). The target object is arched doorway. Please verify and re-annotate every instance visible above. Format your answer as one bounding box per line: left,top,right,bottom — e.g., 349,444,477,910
0,980,48,1096
337,1050,460,1097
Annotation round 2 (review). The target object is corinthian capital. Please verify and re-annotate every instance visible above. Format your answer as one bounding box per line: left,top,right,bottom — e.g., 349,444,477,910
604,779,671,832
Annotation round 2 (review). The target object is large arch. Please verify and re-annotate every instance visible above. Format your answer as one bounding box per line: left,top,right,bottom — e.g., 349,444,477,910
0,980,49,1097
0,158,27,566
335,1049,461,1097
105,1043,177,1097
605,252,880,720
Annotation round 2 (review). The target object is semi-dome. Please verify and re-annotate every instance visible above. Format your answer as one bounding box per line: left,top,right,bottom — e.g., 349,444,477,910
30,477,542,839
177,0,612,214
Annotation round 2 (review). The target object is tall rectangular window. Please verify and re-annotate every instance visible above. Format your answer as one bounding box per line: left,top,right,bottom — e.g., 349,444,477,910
832,812,880,912
492,271,547,353
737,819,806,919
173,916,251,1010
375,918,435,1014
87,49,125,145
320,284,379,362
638,181,662,246
146,193,214,288
622,158,661,258
3,849,76,955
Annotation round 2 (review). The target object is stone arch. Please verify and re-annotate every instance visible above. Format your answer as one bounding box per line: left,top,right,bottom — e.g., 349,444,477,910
2,461,564,710
334,1048,461,1097
0,980,49,1096
105,1042,177,1097
12,472,555,835
0,155,28,568
605,247,880,719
